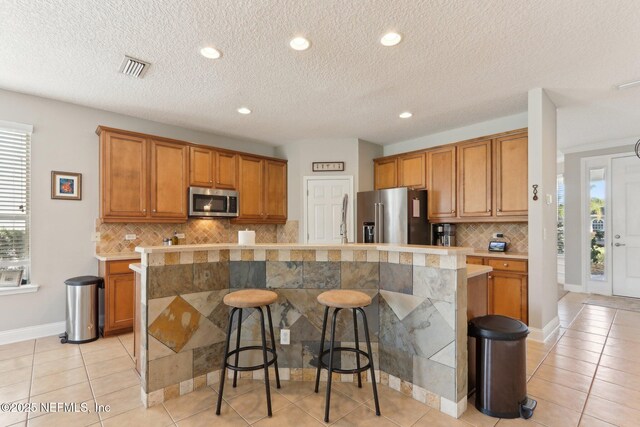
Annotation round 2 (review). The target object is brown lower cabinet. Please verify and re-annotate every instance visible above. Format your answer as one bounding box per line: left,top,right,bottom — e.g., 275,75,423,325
468,255,528,324
98,259,135,336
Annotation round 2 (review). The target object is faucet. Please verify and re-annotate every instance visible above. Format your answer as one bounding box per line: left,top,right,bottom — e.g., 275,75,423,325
340,194,348,244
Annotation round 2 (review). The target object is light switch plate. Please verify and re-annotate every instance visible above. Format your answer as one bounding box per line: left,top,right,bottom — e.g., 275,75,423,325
125,234,136,241
280,329,290,345
91,232,101,242
175,233,186,239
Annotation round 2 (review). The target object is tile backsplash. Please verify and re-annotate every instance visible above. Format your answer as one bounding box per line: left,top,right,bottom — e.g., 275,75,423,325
456,222,528,253
95,219,299,253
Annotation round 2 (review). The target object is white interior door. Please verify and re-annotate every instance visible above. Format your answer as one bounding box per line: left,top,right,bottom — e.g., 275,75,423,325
305,177,353,244
612,156,640,298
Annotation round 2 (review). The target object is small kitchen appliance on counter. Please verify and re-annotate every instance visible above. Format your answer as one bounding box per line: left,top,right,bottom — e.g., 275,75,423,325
433,223,456,246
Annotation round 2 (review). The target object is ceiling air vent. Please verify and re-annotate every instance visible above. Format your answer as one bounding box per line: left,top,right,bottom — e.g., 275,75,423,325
118,55,150,78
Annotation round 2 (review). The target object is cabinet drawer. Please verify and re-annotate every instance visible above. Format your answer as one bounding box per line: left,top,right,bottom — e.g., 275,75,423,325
487,259,527,273
467,256,485,265
107,260,136,275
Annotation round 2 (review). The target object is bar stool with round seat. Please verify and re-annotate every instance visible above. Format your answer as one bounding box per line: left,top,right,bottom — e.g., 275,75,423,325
313,289,381,422
216,289,281,417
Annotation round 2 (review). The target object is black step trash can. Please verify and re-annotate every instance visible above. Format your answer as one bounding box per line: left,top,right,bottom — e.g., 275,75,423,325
60,276,103,344
468,315,536,419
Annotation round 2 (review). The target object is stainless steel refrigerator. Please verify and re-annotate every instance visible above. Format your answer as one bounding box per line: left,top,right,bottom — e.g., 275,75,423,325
356,188,430,244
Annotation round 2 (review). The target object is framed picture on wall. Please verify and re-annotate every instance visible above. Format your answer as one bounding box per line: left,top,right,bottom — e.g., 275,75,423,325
51,171,82,200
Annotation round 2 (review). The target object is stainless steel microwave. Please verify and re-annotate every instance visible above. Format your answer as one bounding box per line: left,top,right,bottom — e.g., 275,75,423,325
188,187,239,218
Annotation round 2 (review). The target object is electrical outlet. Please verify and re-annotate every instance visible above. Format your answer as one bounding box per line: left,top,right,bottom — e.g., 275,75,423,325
175,233,185,239
280,329,290,345
492,233,504,239
91,232,101,242
125,234,137,241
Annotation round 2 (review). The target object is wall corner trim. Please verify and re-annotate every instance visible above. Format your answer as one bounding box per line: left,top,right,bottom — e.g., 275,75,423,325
0,321,65,346
528,316,560,343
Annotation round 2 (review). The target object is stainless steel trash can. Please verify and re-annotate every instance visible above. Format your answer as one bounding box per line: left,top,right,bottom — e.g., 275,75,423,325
60,276,103,344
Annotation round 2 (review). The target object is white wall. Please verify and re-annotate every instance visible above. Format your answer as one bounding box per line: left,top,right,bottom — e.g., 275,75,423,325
527,88,559,341
0,89,276,332
383,112,528,156
358,139,383,192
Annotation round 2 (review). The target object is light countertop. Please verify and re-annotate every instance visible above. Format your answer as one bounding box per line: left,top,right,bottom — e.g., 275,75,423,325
95,252,141,261
467,264,493,278
129,263,142,274
471,250,528,260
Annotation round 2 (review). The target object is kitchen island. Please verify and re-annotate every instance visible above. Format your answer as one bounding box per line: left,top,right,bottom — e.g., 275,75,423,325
133,243,473,418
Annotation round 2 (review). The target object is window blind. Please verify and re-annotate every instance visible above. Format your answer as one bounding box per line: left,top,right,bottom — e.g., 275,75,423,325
0,126,30,281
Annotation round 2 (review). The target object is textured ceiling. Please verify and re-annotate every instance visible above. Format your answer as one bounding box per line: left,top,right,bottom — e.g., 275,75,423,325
1,0,640,146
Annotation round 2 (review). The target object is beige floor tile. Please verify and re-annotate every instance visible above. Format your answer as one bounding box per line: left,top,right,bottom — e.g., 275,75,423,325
569,319,612,330
330,382,378,404
567,324,609,337
79,337,124,354
33,346,81,365
89,368,140,397
0,398,28,427
413,409,470,426
0,339,34,352
81,345,130,365
603,344,640,364
363,386,428,427
0,354,32,374
613,310,640,326
496,418,545,426
296,388,361,425
562,330,607,344
608,325,640,343
551,345,601,364
30,366,88,396
32,354,84,378
252,403,324,427
28,382,93,418
226,387,291,424
102,404,174,427
27,399,100,427
175,402,248,426
526,377,587,412
557,336,604,353
35,335,69,353
461,397,499,427
216,379,262,400
0,380,29,403
85,355,134,380
272,381,315,403
331,404,398,427
532,364,593,393
0,340,34,362
163,386,217,422
599,354,640,376
541,353,597,377
589,379,640,409
579,414,617,426
526,394,581,427
118,333,134,355
0,366,31,388
595,365,640,392
583,394,640,427
94,384,142,420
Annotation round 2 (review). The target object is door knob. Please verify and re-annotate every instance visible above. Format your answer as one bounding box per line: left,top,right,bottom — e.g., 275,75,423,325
614,243,626,247
615,235,620,239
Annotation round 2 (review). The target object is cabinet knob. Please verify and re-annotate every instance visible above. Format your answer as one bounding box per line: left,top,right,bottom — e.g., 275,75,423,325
503,263,508,267
488,275,493,279
451,209,455,213
497,208,502,212
152,209,156,213
142,209,146,213
487,209,491,212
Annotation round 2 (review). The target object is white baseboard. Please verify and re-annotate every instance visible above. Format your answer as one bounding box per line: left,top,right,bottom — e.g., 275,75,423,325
563,283,584,293
0,321,65,346
528,316,560,343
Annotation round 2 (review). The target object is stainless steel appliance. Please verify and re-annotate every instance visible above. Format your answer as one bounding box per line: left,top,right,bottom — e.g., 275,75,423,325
433,223,456,246
189,187,238,218
356,188,430,244
61,276,102,344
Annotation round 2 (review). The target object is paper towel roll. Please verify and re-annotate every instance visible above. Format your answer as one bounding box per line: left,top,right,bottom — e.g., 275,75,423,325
238,229,256,245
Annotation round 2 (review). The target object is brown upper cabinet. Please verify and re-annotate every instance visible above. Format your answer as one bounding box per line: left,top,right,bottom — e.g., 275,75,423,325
457,139,492,218
189,147,237,190
398,152,426,189
494,133,528,217
149,140,189,219
235,155,287,224
374,158,397,190
427,146,457,219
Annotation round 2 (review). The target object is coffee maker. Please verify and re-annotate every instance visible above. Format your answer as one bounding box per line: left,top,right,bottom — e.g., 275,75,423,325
433,224,456,246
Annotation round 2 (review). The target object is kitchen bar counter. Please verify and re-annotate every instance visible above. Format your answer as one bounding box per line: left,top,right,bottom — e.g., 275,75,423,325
467,264,493,278
133,243,471,418
471,250,528,260
95,252,141,261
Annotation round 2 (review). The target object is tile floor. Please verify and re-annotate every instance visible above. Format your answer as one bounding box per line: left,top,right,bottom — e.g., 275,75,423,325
0,292,639,426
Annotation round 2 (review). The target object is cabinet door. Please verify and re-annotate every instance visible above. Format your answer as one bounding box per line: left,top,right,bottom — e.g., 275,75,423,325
101,132,147,218
238,155,265,220
488,272,528,324
466,256,485,265
427,147,457,219
265,160,287,221
107,274,134,332
150,140,189,219
374,158,398,189
215,151,237,189
398,153,426,189
494,134,528,216
189,146,214,187
458,140,492,217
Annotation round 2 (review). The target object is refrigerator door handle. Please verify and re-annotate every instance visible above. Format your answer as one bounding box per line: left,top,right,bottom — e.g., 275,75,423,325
378,203,384,243
373,203,379,243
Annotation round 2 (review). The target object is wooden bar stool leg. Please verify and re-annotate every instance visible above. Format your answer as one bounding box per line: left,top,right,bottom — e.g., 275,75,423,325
353,308,362,388
266,305,281,388
216,307,237,415
314,306,329,393
324,307,341,423
357,307,380,416
232,308,243,388
257,307,273,417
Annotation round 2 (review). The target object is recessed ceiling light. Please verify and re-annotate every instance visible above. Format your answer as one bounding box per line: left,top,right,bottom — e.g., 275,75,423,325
616,79,640,90
200,47,222,59
380,32,402,47
237,107,252,115
399,112,412,119
289,37,311,51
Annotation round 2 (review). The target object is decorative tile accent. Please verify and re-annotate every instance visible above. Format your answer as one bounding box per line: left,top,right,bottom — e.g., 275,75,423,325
413,254,426,267
379,251,388,263
366,250,379,263
179,379,193,395
379,290,424,321
290,250,305,261
193,262,229,291
277,220,299,243
229,261,266,288
148,350,193,392
230,249,241,261
316,250,328,262
266,250,279,261
180,251,194,264
193,251,208,263
400,252,413,265
149,297,201,353
413,356,456,401
456,222,528,253
163,384,180,401
413,266,456,303
388,251,400,264
148,253,164,266
380,263,412,294
165,252,180,265
254,249,266,261
241,250,254,261
354,250,367,262
341,262,379,289
303,262,340,289
266,262,303,288
278,250,291,262
341,250,354,262
328,250,341,262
